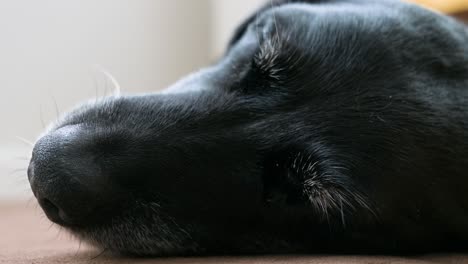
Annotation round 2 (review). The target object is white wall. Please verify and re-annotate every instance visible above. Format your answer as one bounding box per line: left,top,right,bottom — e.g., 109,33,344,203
0,0,212,146
211,0,264,57
0,0,264,200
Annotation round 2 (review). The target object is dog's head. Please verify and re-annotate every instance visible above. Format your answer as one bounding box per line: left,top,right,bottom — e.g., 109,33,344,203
27,0,468,255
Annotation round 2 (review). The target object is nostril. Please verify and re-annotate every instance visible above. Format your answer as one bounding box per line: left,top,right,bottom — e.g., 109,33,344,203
39,198,67,225
40,198,59,217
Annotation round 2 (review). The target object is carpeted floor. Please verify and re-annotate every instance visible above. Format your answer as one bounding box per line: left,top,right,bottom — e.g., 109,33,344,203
1,202,467,264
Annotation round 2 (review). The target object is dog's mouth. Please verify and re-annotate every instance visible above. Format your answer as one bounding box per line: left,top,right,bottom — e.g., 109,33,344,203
36,196,119,228
32,182,201,256
66,199,201,256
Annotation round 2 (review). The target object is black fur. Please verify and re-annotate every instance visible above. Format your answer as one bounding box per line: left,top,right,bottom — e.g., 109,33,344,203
28,0,468,256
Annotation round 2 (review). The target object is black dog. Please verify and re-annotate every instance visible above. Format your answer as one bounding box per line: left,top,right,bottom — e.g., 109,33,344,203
27,0,468,256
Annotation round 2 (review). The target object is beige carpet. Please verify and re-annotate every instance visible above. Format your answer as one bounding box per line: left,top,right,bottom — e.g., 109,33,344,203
1,202,467,264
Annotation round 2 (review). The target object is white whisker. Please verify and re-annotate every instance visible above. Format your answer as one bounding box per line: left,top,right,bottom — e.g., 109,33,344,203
94,64,121,97
15,136,35,147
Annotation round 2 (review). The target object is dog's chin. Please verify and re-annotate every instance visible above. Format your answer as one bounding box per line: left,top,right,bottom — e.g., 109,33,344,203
58,201,200,256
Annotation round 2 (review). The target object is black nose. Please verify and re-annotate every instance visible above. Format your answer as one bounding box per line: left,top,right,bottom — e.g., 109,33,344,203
28,125,111,226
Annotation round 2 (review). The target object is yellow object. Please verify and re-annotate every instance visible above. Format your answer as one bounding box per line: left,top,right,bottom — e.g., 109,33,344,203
409,0,468,13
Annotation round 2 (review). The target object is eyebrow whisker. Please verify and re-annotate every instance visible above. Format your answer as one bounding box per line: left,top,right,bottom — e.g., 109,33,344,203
94,65,121,97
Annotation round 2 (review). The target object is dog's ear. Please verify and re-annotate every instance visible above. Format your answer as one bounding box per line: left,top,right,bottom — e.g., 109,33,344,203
228,0,335,48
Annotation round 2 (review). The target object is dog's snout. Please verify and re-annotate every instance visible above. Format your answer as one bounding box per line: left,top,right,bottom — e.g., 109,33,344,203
28,125,111,226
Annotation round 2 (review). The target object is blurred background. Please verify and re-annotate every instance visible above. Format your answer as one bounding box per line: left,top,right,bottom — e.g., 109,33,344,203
0,0,467,201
